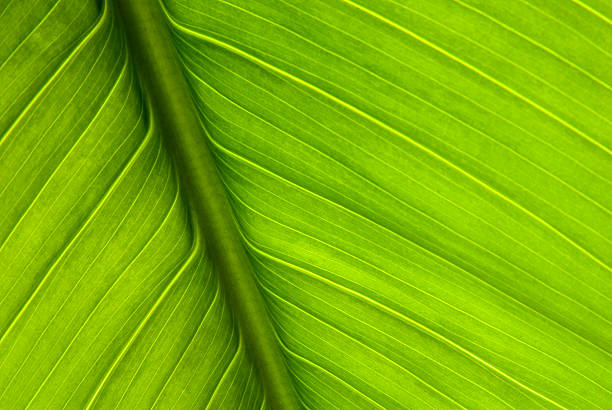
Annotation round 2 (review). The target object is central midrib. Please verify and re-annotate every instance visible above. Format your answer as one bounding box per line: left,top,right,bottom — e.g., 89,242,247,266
113,0,300,408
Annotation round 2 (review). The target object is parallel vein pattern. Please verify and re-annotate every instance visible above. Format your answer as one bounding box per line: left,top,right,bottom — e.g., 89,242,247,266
163,0,612,408
0,0,262,408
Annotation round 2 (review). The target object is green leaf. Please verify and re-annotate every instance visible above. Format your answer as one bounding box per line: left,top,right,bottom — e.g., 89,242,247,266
1,0,610,408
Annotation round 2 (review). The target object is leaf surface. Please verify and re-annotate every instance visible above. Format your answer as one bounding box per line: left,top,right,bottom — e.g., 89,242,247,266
0,0,611,408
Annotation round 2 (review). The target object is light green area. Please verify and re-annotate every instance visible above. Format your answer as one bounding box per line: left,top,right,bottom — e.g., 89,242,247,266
1,0,611,408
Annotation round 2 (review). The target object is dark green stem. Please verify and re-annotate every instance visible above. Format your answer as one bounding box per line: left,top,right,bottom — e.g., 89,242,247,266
114,1,300,408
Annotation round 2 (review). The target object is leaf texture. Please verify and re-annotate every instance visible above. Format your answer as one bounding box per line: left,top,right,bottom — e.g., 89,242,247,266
0,0,611,408
162,0,612,408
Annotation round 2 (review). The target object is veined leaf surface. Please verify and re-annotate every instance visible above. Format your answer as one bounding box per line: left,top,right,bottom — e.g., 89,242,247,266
0,0,610,408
